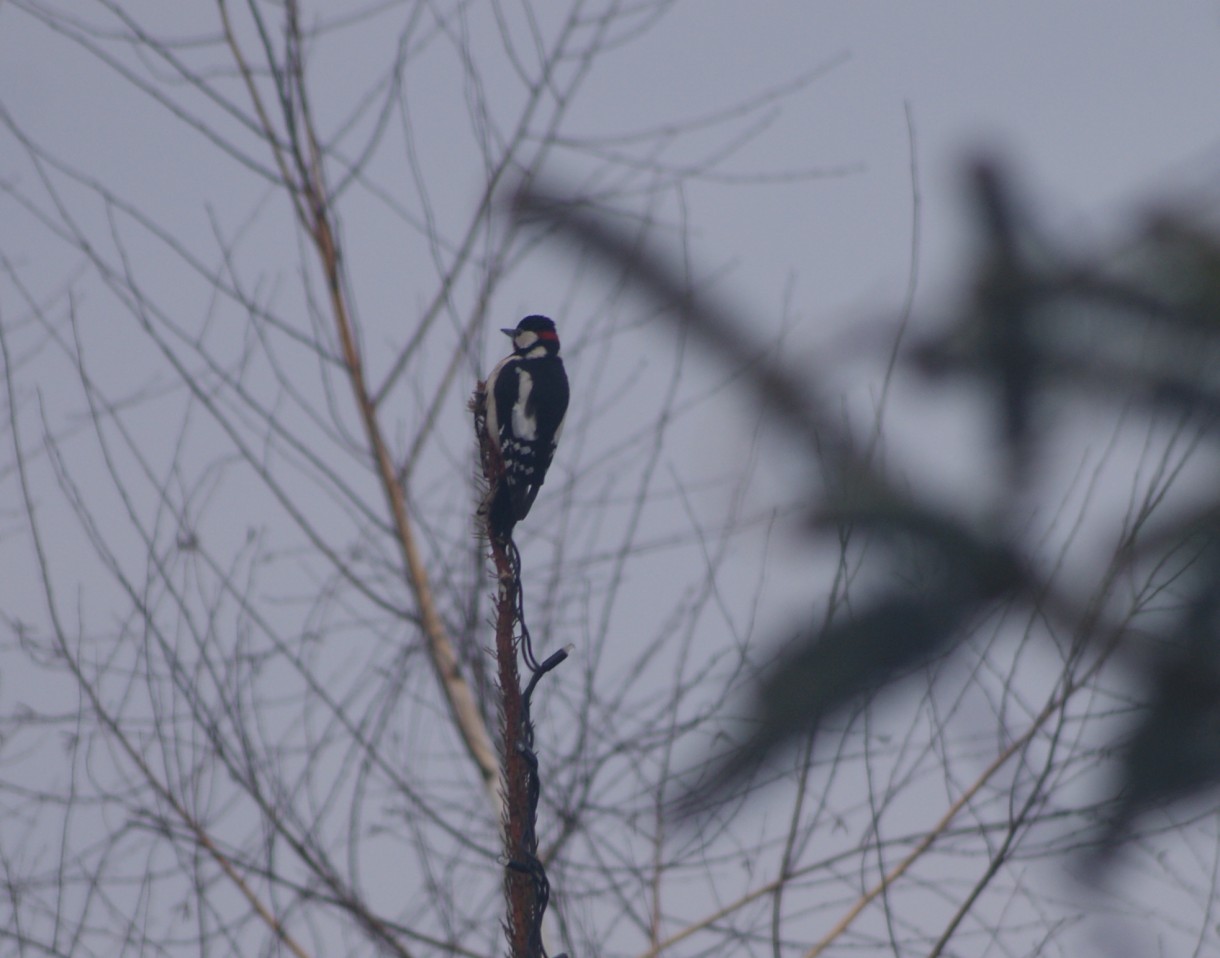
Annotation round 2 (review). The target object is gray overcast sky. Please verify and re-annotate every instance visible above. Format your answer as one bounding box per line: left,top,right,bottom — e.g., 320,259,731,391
502,2,1220,312
4,4,1220,956
5,2,1220,326
6,0,1220,762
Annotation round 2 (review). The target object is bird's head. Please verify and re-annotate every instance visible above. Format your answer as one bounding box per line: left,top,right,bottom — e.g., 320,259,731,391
502,315,560,356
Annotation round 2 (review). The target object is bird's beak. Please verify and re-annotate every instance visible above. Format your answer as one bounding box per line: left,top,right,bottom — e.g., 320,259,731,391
500,328,516,338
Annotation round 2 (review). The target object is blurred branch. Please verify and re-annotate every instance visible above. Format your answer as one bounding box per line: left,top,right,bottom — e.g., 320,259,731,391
509,159,1220,880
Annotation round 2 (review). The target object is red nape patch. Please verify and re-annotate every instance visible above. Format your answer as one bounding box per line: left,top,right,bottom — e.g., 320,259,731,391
537,329,558,340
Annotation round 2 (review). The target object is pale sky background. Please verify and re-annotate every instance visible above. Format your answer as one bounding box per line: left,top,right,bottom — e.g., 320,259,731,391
5,3,1220,956
7,3,1220,326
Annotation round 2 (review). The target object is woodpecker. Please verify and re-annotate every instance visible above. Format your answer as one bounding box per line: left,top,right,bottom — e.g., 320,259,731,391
484,315,569,537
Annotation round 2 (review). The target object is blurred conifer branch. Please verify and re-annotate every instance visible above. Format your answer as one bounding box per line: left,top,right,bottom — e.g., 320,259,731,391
510,158,1220,863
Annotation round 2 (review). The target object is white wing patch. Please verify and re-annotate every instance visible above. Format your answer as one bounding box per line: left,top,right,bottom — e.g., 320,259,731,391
511,368,536,440
484,355,507,442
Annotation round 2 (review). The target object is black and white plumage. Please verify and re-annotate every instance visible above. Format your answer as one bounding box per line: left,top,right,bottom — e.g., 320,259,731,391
484,315,569,537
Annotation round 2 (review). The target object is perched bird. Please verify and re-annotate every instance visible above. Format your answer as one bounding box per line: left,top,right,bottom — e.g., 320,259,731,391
484,315,569,537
